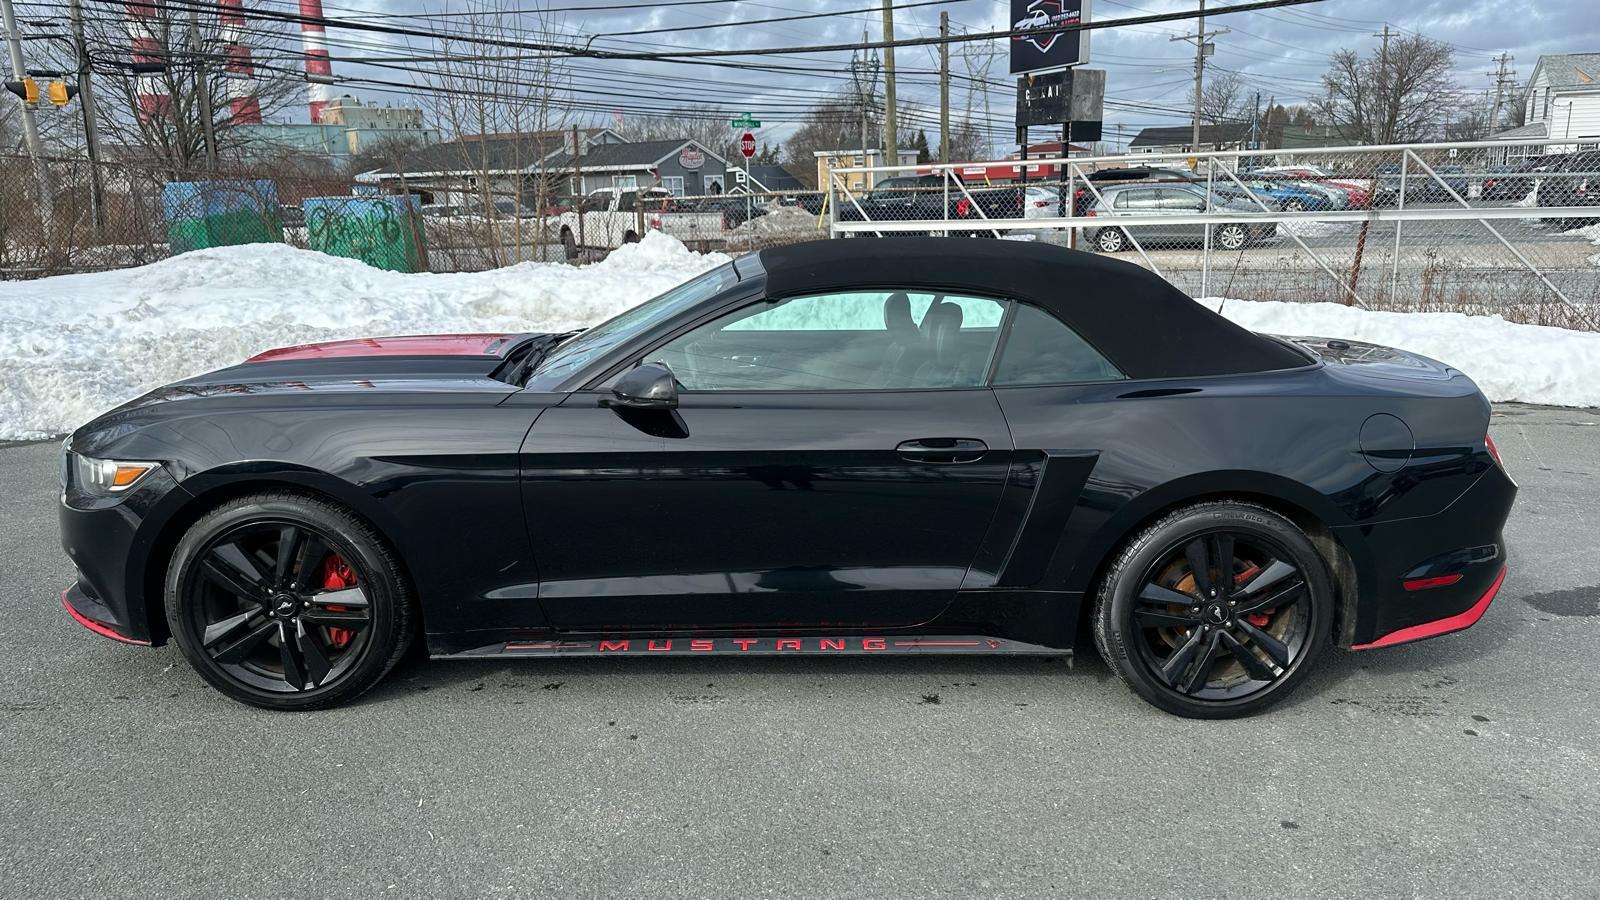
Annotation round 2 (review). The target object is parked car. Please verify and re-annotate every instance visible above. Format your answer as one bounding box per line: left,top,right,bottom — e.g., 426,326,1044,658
1480,156,1558,202
1252,165,1368,208
58,237,1516,718
551,187,675,258
1534,149,1600,229
1213,178,1331,212
1244,171,1348,210
834,174,1025,231
1083,182,1276,253
1072,166,1199,215
1374,163,1471,206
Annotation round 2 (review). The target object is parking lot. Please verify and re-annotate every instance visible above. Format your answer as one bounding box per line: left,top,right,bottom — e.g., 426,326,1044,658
2,404,1598,898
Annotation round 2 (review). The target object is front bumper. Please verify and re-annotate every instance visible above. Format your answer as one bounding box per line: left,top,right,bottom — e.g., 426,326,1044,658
58,462,188,647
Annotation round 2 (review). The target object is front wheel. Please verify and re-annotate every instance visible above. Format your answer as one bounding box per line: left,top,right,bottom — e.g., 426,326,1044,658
165,492,416,710
1216,223,1249,250
1283,199,1307,212
1095,227,1127,253
1092,501,1332,718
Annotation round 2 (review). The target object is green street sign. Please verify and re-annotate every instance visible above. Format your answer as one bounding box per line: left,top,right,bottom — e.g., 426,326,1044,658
730,113,760,128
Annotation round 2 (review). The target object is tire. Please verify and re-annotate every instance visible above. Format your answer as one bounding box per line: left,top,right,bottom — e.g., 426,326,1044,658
1283,199,1307,212
165,492,416,711
622,231,640,244
1095,227,1127,253
1217,223,1249,251
561,228,578,261
1092,501,1332,718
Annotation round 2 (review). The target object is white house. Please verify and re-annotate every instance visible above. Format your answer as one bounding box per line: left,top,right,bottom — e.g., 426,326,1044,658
1492,52,1600,154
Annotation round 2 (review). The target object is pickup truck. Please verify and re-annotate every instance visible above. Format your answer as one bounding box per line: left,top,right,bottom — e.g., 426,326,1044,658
552,187,674,259
832,174,1025,230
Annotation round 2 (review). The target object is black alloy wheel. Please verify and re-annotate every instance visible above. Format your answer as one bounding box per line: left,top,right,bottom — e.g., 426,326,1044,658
166,492,415,710
1094,501,1331,718
1283,199,1307,212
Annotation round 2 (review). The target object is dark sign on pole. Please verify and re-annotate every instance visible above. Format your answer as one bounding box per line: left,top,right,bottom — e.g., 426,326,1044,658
1009,0,1089,75
1016,67,1104,130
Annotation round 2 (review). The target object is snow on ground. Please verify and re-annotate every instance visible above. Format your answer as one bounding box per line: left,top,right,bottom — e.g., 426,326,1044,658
1562,222,1600,266
0,233,726,440
1207,298,1600,409
3,234,1598,441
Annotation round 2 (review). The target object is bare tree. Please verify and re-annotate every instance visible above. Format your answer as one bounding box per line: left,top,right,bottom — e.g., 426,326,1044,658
420,0,569,264
621,105,738,163
783,95,860,187
1189,70,1244,125
1318,35,1458,144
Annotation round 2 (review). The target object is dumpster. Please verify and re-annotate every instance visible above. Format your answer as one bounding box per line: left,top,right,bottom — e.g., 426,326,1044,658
302,195,428,272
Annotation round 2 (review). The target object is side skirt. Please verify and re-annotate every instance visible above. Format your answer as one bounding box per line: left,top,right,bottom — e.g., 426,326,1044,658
436,634,1070,659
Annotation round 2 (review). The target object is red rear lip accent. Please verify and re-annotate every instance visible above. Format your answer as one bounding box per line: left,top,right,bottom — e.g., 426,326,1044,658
60,590,151,646
1402,573,1465,592
246,333,514,363
1354,567,1506,650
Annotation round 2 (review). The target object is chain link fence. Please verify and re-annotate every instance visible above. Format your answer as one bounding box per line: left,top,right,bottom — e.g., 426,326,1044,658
0,153,830,277
827,139,1600,331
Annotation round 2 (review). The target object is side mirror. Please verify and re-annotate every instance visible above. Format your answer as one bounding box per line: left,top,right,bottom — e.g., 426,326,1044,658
601,362,678,410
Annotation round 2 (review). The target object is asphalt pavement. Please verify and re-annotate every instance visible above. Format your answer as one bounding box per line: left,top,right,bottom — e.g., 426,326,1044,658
3,405,1598,898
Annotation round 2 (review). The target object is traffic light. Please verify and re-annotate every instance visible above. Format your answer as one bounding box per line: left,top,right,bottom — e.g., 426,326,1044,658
4,77,39,107
45,80,76,107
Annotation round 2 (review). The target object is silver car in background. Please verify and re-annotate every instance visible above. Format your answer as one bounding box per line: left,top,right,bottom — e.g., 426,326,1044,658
1083,182,1279,253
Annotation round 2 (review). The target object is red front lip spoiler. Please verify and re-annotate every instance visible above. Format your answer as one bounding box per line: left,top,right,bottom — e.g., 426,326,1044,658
60,589,150,646
1353,567,1506,650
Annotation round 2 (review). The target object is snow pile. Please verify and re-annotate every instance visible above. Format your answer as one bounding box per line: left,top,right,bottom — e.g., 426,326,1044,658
728,205,825,239
1562,222,1600,266
1208,298,1600,408
0,233,727,440
4,235,1598,442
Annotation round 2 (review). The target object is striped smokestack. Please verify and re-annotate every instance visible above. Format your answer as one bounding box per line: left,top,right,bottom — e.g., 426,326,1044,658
299,0,333,122
218,0,261,123
125,0,170,121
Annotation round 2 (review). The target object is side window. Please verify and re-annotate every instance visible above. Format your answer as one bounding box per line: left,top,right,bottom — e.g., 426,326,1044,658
992,304,1124,386
649,291,1007,391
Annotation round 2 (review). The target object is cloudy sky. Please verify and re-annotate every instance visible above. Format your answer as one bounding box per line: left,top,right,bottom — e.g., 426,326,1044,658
288,0,1600,151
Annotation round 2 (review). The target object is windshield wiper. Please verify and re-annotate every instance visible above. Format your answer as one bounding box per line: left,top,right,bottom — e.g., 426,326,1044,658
502,330,581,386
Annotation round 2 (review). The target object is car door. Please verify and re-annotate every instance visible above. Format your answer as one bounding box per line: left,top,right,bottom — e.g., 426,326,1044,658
1157,187,1209,241
520,288,1015,633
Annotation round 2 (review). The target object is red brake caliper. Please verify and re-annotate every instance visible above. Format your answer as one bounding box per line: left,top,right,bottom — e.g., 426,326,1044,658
319,554,357,649
1234,564,1272,627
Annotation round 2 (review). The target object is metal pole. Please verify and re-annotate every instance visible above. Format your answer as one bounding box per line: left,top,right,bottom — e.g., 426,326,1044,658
1201,158,1213,297
68,0,106,234
1,0,55,233
1018,126,1028,187
938,11,949,164
1391,152,1406,301
188,9,218,172
881,0,897,161
573,124,584,254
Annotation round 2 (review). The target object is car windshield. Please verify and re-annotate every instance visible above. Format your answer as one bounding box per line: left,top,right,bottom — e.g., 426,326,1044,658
523,263,740,390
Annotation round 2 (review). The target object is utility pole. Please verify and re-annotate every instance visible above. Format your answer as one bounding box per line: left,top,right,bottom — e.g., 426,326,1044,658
1171,0,1228,154
1372,24,1394,143
1,0,55,231
1487,52,1515,135
848,31,879,190
881,0,897,160
68,0,106,232
188,8,218,172
938,11,949,164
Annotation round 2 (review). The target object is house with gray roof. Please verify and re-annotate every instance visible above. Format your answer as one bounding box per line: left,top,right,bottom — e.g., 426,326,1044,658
1490,52,1600,153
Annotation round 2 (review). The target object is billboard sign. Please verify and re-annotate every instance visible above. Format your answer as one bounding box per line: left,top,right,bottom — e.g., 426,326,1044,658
1009,0,1089,75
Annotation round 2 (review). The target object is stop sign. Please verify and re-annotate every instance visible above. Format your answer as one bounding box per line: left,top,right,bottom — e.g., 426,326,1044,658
739,132,756,159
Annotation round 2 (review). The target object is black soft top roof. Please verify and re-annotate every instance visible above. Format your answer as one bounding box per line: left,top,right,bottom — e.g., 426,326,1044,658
756,238,1307,379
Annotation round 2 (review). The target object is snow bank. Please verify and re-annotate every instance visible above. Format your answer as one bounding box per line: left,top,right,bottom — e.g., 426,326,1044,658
4,235,1597,441
0,233,727,440
1207,298,1600,409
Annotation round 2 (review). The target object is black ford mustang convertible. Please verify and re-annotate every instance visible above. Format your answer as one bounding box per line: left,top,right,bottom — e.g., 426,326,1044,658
58,238,1515,717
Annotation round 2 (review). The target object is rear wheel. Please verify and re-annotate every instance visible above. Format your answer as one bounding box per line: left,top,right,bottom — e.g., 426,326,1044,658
561,228,578,261
1282,199,1307,212
622,231,640,244
165,492,415,710
1093,501,1331,718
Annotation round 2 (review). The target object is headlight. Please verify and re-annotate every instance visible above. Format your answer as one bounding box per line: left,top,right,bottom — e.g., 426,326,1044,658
71,454,161,493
